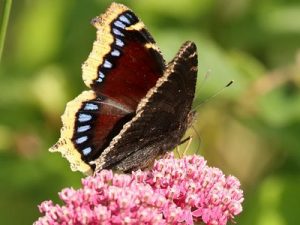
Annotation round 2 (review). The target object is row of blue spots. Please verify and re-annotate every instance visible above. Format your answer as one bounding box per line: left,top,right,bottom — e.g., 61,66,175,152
96,12,136,84
76,101,100,156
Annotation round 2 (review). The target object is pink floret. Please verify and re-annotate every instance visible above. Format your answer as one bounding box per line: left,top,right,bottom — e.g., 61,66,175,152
34,153,243,225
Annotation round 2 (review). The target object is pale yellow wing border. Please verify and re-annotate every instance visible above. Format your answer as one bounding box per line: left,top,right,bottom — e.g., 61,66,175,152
50,91,97,175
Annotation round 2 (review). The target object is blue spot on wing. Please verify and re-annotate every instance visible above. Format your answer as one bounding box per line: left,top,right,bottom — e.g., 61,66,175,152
84,103,98,111
78,114,92,122
76,136,88,144
77,125,91,133
82,147,92,156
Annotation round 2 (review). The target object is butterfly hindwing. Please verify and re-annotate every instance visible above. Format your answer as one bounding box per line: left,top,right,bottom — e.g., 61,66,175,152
50,91,134,174
94,41,198,172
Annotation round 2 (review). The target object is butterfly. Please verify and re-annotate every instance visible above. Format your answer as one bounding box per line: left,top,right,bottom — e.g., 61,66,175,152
50,3,198,175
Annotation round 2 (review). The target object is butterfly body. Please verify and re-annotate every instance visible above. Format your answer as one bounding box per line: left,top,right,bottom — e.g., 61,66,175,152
51,3,198,174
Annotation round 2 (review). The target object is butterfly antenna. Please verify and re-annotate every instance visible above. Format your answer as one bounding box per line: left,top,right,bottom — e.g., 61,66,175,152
198,69,211,90
193,80,234,111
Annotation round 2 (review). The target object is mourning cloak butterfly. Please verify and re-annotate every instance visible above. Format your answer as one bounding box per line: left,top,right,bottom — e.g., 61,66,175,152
50,3,198,174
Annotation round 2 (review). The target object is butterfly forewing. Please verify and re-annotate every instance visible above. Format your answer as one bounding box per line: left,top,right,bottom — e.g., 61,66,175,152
83,3,165,109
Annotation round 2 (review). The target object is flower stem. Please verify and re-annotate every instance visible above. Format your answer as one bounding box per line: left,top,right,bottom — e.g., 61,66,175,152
0,0,12,63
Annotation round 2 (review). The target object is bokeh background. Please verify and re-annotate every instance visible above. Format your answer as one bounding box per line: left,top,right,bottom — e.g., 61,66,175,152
0,0,299,224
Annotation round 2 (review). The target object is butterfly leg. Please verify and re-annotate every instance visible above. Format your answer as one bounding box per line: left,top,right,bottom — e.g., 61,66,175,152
176,146,182,158
176,136,193,158
182,136,193,157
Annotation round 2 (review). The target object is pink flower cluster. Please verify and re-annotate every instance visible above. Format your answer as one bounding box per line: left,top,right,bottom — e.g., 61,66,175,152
35,153,243,225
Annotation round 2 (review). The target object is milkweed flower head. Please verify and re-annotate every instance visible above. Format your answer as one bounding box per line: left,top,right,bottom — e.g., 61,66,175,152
35,153,244,225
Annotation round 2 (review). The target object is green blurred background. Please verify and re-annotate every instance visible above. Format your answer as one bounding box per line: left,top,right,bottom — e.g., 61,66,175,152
0,0,299,224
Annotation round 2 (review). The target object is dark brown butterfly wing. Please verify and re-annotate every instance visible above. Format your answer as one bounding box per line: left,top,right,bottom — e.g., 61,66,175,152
94,41,198,172
50,3,165,174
